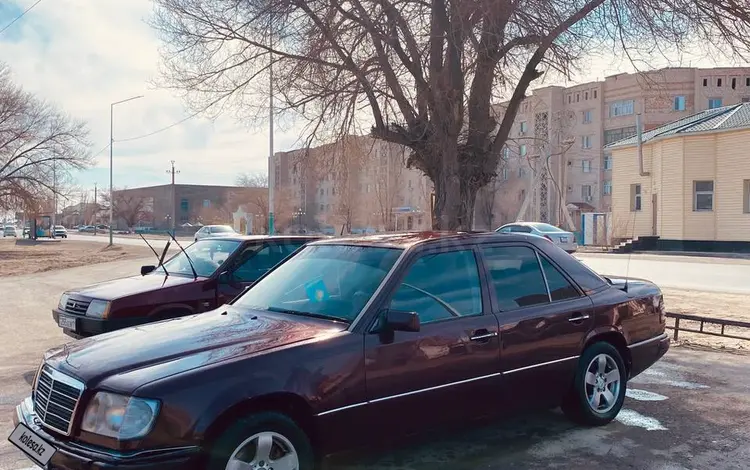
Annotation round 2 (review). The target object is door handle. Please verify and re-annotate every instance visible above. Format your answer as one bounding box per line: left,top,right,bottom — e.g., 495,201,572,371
568,313,591,323
470,329,498,342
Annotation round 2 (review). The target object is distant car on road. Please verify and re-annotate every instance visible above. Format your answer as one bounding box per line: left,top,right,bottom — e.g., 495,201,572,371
496,221,578,253
52,235,321,339
53,225,67,238
14,231,669,470
2,225,17,237
194,224,237,242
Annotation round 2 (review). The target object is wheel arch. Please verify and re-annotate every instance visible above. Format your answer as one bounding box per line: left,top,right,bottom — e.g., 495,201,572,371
583,329,631,376
202,392,318,452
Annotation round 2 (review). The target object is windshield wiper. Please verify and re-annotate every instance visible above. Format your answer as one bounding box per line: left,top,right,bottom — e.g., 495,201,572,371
139,233,170,277
265,306,351,323
168,232,198,279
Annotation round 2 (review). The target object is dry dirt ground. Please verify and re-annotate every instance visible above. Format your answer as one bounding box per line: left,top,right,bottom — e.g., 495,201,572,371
0,238,157,277
662,288,749,351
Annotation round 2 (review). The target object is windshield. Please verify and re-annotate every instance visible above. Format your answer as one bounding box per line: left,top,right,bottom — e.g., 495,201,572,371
154,239,241,277
234,244,402,322
530,223,564,232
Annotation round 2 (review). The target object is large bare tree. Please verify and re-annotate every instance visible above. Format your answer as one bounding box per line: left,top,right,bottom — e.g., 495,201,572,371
0,65,91,211
151,0,750,229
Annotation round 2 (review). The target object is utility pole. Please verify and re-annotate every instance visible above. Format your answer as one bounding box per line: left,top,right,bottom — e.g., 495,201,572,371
93,183,98,235
267,17,275,235
166,160,180,234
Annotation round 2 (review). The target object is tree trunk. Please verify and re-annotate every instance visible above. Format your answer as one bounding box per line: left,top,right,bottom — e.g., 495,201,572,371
431,170,480,231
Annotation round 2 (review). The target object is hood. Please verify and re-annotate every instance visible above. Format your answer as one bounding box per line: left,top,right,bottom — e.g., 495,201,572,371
69,274,205,301
44,306,348,391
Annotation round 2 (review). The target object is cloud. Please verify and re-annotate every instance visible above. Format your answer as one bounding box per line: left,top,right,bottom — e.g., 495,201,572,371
0,0,302,195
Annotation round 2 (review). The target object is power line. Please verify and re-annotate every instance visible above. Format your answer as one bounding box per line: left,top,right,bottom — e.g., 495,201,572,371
91,143,110,159
0,0,42,35
115,111,201,143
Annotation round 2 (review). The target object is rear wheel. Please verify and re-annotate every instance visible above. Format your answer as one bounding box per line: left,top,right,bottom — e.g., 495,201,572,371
207,411,315,470
562,341,626,426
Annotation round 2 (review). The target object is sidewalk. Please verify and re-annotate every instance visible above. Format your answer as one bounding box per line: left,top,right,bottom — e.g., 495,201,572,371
577,246,750,260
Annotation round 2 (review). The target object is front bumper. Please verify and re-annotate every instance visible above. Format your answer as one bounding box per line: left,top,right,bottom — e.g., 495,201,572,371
52,309,146,339
13,397,202,470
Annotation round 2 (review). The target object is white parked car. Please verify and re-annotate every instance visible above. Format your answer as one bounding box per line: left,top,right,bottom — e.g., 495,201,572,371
193,224,237,242
53,225,68,238
3,225,17,237
495,222,578,253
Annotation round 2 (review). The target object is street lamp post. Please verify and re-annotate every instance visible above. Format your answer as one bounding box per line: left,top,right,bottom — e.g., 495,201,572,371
109,95,144,246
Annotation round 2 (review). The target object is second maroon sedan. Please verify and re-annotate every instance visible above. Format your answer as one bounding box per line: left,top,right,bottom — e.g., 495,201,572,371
11,232,669,470
52,235,320,339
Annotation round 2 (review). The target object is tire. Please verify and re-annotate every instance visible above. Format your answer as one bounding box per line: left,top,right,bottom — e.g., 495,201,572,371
207,411,315,470
561,341,627,426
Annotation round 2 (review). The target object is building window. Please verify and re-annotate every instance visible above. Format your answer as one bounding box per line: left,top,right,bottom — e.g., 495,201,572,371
332,187,336,195
582,160,592,173
742,97,750,103
604,154,613,170
703,78,708,87
180,198,189,212
582,110,592,123
744,180,750,213
631,184,642,211
674,96,686,111
603,180,612,195
581,135,592,149
502,167,508,180
581,185,593,200
518,167,525,178
519,121,528,134
717,78,723,87
609,99,635,117
568,95,572,104
593,89,598,99
502,147,510,159
732,77,737,90
203,199,210,208
694,181,714,211
604,126,638,145
584,91,589,100
319,188,324,196
576,93,580,102
747,77,750,87
319,204,324,211
708,98,723,109
519,144,527,156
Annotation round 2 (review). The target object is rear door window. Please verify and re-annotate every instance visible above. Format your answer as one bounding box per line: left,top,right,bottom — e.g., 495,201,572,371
480,246,549,310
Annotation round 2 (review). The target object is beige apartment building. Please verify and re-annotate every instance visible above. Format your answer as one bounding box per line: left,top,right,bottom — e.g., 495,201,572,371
482,66,750,231
609,102,750,250
270,136,433,233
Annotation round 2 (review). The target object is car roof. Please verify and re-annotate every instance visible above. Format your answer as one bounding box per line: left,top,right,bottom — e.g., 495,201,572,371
308,231,541,249
199,234,327,242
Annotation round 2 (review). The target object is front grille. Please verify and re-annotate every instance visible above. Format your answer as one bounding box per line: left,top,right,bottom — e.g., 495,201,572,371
64,298,90,315
33,365,84,435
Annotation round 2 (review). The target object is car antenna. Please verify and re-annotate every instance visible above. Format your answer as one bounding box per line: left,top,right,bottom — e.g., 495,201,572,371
139,233,171,277
168,231,198,279
623,193,639,294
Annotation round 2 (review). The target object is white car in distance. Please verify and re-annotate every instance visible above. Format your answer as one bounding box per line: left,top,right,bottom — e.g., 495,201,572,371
495,221,578,253
193,224,237,242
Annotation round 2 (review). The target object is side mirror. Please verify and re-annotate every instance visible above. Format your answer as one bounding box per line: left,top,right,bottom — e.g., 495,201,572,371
385,309,420,332
141,265,156,276
219,270,241,288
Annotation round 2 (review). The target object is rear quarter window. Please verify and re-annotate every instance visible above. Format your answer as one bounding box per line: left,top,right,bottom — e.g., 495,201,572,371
543,246,608,293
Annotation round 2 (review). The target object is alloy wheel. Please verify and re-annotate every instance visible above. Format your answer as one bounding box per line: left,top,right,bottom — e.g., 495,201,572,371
225,431,299,470
585,353,621,414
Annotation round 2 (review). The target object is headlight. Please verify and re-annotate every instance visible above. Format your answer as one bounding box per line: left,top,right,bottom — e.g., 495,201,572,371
86,300,110,318
58,293,70,310
81,392,160,440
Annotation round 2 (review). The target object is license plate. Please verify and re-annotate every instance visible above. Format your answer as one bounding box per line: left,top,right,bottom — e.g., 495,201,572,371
8,423,56,467
58,314,76,330
560,237,568,243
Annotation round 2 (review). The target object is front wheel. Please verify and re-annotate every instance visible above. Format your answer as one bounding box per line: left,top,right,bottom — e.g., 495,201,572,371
207,411,315,470
561,341,627,426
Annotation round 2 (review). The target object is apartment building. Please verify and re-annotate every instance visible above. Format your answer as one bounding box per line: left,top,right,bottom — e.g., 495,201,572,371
485,66,750,230
270,136,433,233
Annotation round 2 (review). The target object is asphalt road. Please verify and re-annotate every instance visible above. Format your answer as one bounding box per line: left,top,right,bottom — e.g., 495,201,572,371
1,258,749,469
68,233,750,295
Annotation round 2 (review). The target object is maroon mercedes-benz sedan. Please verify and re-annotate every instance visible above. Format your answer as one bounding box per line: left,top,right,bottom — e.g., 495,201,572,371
10,231,669,470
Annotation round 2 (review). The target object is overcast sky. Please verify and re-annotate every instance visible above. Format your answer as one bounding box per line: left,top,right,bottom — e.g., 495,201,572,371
0,0,736,197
